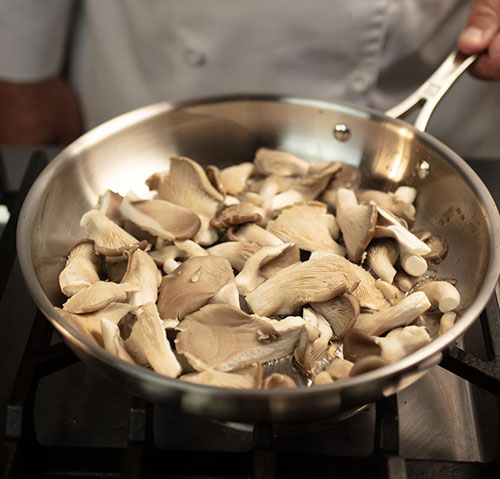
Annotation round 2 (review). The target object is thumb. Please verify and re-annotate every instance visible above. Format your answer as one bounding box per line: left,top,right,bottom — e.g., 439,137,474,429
458,0,500,54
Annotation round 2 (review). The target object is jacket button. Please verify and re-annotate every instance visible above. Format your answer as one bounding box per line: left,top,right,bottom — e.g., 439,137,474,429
185,48,207,66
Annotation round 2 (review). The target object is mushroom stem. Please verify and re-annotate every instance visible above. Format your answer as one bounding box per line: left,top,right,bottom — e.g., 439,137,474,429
439,311,457,335
417,281,461,313
366,240,398,283
394,186,417,204
399,247,428,277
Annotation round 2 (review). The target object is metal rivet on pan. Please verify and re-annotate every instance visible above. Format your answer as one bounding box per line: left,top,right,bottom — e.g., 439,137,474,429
333,123,350,141
418,160,431,178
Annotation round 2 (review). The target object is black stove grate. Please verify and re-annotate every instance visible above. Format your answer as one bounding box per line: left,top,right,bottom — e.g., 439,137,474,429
1,151,500,478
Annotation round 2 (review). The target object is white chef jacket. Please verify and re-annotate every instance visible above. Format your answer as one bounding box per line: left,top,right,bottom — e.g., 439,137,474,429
0,0,499,158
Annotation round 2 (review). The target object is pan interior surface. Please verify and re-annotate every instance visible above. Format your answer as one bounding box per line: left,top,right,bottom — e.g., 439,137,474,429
17,96,500,422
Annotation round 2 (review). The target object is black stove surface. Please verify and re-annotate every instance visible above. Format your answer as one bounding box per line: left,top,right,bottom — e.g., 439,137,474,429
0,147,499,478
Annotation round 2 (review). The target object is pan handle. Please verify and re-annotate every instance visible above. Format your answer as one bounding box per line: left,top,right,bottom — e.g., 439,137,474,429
385,49,478,132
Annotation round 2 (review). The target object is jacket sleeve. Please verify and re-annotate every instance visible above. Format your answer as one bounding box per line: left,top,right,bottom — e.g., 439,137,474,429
0,0,75,82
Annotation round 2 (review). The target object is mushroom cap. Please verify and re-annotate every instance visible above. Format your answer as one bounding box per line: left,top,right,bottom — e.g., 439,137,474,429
120,195,201,241
311,293,359,339
245,256,359,317
207,241,261,271
211,202,266,229
254,147,310,177
157,255,234,320
375,325,431,363
62,281,139,314
146,156,224,220
336,188,377,263
219,162,255,196
80,209,144,256
267,202,345,254
343,328,382,362
358,189,416,225
97,190,124,226
176,303,304,372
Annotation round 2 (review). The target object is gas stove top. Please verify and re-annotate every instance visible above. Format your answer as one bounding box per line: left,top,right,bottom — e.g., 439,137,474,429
0,147,499,478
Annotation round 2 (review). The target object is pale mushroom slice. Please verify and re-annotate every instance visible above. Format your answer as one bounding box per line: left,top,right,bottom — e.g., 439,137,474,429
119,194,201,241
263,373,296,389
120,248,162,306
227,223,283,246
267,202,345,254
146,157,224,246
219,162,255,196
349,356,389,377
56,302,135,346
207,241,261,271
416,232,448,263
394,186,417,204
398,246,428,277
358,189,416,225
375,279,404,305
365,240,399,283
62,281,139,314
149,240,208,266
207,280,241,309
313,371,334,385
374,205,431,256
355,291,431,336
59,240,101,297
97,190,124,226
309,252,389,311
245,257,359,317
291,162,342,201
294,308,333,375
343,328,382,362
263,190,305,218
254,147,310,177
416,281,461,313
235,242,300,295
374,325,431,363
439,311,457,336
124,302,181,378
211,202,266,229
176,304,305,372
157,256,234,320
100,317,135,363
310,293,359,340
205,165,225,196
326,358,354,380
336,188,377,263
80,209,145,256
181,363,262,389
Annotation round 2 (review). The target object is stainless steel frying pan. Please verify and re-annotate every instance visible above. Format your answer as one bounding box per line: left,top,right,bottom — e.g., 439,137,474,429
16,50,500,423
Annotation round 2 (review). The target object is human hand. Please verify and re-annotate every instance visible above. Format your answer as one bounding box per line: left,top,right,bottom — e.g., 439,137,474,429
0,77,82,145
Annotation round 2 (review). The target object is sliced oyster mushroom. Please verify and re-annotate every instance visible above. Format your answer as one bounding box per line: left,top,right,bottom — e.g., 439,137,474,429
375,279,404,305
227,223,283,246
343,328,382,362
336,188,377,263
416,281,461,313
394,186,417,205
59,240,101,297
219,162,255,196
80,209,145,256
97,190,124,226
294,308,333,375
263,373,296,389
320,163,361,208
310,293,359,339
415,232,448,263
313,371,334,385
374,325,431,363
207,241,261,271
208,280,241,309
100,317,134,363
358,189,416,225
365,240,399,283
374,205,431,256
120,194,201,241
103,255,129,283
292,162,342,201
149,240,207,266
267,202,345,254
254,147,310,177
205,165,225,196
308,253,389,311
394,272,424,292
211,202,266,229
176,304,304,372
62,281,139,314
327,358,354,380
181,363,262,389
355,291,431,336
56,302,134,346
146,157,223,246
157,256,234,320
245,256,359,317
124,302,181,377
349,355,389,376
120,248,162,306
235,243,300,295
263,189,305,217
439,311,457,335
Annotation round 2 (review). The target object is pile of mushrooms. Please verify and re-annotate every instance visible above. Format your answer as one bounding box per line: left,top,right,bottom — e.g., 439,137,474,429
57,148,460,389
